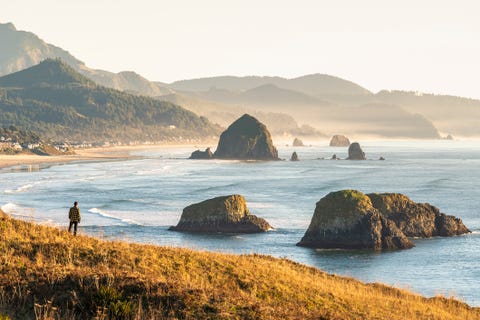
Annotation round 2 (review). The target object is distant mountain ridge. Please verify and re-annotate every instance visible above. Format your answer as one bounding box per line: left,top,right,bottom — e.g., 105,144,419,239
168,73,372,98
0,22,171,96
0,59,220,142
2,21,479,138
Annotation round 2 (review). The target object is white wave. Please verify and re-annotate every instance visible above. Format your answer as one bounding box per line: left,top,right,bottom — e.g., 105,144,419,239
135,165,172,175
1,202,36,218
1,202,20,212
4,183,34,194
88,207,143,225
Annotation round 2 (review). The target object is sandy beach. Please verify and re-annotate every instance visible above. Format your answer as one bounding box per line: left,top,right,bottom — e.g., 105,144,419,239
0,144,204,170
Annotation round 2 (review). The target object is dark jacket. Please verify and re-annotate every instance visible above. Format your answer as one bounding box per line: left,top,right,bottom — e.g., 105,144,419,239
69,206,81,222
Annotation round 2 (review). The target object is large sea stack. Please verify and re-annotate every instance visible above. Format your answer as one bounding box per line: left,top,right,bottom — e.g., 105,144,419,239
298,190,471,251
367,193,470,237
329,135,350,147
297,190,413,250
347,142,366,160
213,114,279,160
169,195,272,233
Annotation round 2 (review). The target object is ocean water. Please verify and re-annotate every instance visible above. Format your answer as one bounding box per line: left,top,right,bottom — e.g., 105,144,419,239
1,140,480,306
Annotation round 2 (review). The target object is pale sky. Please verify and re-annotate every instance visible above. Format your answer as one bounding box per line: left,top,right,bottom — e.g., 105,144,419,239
1,0,480,98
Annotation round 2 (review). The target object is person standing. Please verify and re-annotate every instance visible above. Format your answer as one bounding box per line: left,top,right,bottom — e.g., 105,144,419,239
68,201,81,236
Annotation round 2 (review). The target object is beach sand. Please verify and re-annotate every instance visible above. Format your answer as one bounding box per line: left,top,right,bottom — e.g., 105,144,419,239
0,144,203,170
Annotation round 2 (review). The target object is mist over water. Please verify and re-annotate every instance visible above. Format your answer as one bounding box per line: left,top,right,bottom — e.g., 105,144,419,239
1,141,479,306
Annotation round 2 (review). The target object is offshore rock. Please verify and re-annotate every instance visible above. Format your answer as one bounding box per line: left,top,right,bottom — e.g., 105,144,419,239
367,193,470,237
329,135,350,147
213,114,279,160
290,151,299,161
169,194,272,233
297,190,413,250
292,138,304,147
347,142,366,160
189,147,213,159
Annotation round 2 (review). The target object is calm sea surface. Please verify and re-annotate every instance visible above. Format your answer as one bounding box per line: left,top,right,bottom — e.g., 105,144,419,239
1,140,479,305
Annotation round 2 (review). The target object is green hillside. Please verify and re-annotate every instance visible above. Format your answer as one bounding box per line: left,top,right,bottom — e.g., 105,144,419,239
0,59,221,143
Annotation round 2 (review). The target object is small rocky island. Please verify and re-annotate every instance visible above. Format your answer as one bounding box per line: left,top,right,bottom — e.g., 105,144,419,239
347,142,366,160
329,135,350,147
189,147,213,159
169,194,272,233
213,114,280,160
297,190,470,250
292,138,304,147
290,151,299,161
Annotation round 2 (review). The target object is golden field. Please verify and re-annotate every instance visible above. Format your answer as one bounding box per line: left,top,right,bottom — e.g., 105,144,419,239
0,209,478,320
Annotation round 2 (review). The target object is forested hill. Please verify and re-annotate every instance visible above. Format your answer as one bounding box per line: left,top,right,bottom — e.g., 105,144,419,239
0,59,221,143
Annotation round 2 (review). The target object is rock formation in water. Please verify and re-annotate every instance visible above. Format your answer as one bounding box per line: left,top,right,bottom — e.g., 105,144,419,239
347,142,366,160
213,114,279,160
290,151,299,161
331,154,338,160
367,193,470,237
169,194,272,233
297,190,413,250
292,138,304,147
329,135,350,147
297,190,471,250
189,147,214,159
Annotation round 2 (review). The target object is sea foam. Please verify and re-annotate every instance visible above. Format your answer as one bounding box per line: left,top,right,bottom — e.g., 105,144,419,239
88,207,142,226
4,183,34,194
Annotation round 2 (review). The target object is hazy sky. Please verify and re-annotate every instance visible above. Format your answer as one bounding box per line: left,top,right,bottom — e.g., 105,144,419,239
1,0,480,98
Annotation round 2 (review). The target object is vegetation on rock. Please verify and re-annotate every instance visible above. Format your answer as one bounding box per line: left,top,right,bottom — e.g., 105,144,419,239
170,194,271,233
298,190,470,251
367,193,470,237
297,190,413,250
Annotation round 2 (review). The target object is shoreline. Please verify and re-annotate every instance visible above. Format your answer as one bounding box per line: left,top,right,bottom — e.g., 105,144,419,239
0,143,206,170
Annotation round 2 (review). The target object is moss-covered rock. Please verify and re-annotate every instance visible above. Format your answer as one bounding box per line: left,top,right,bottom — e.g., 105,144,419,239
169,195,272,233
297,190,413,250
213,114,279,160
367,193,470,237
329,135,350,147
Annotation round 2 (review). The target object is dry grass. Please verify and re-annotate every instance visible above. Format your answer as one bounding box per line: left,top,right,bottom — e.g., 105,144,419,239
0,209,478,320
